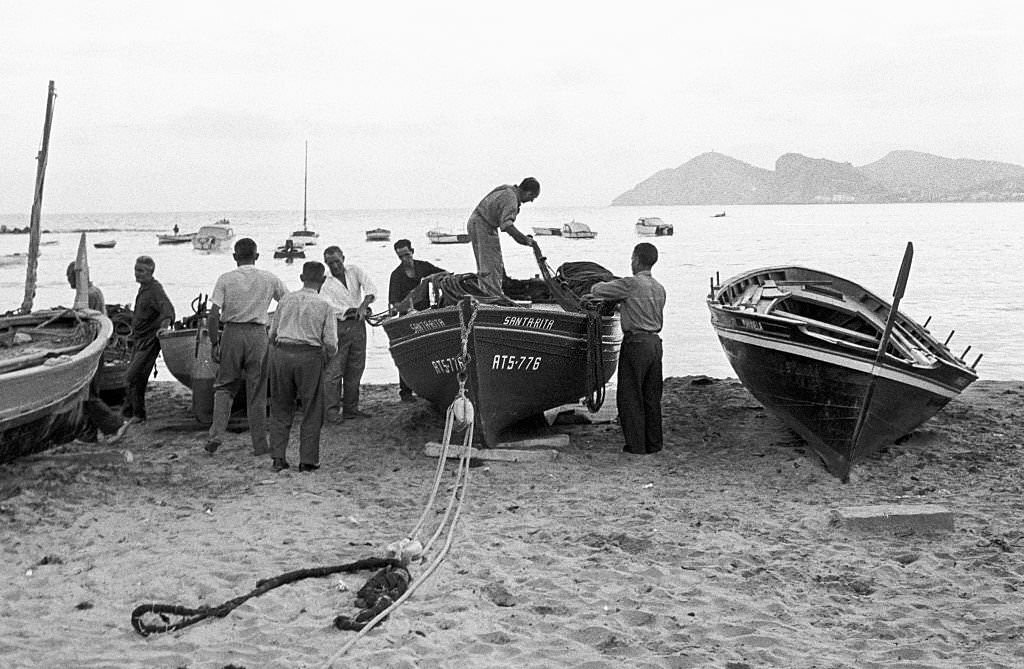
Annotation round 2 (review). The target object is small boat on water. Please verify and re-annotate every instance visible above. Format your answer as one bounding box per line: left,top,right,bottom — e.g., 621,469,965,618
712,211,726,218
366,228,391,242
93,240,116,249
192,220,235,252
0,253,28,268
289,141,319,247
157,232,196,245
426,227,470,245
531,226,562,236
561,220,597,239
635,217,674,236
273,240,306,260
707,245,979,479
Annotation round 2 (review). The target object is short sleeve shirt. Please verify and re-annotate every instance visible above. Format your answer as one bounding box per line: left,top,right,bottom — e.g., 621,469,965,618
211,265,288,325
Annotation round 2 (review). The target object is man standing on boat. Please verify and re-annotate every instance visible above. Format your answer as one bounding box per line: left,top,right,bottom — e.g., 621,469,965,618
587,243,666,455
205,238,288,456
267,261,337,472
466,177,540,297
124,256,175,424
388,239,446,402
321,245,377,420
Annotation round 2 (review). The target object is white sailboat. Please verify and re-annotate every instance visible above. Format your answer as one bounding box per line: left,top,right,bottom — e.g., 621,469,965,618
288,141,319,247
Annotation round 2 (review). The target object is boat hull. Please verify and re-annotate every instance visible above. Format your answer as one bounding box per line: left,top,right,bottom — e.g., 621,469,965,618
385,301,621,445
158,328,200,388
708,266,977,478
0,310,113,463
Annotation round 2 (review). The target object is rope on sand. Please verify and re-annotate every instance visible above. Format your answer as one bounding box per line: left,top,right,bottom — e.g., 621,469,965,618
322,298,479,666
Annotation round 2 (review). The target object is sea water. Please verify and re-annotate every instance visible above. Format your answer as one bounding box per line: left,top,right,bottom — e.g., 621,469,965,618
1,202,1021,382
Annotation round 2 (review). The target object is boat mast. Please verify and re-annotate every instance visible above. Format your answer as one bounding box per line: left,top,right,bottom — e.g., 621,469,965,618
303,140,308,232
21,80,56,314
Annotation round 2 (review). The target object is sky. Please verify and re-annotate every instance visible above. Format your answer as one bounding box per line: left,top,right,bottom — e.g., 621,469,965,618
2,0,1023,214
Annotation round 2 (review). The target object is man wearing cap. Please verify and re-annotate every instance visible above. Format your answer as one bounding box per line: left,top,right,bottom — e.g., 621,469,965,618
466,177,540,297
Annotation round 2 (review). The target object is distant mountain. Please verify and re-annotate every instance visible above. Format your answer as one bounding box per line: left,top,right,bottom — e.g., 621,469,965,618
612,150,1024,205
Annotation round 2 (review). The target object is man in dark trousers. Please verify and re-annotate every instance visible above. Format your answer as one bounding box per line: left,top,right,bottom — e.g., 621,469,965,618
267,261,338,472
387,239,445,401
466,177,540,297
123,255,175,424
588,243,666,454
205,238,288,456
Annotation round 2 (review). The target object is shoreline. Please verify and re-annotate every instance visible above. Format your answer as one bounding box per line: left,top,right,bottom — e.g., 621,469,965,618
1,376,1022,668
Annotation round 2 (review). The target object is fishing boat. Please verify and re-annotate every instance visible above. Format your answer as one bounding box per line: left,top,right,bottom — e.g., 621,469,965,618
192,220,235,252
712,211,726,218
366,228,391,242
635,217,674,236
288,141,319,247
706,245,979,480
0,253,28,268
426,227,470,245
273,240,306,260
93,239,117,249
384,248,622,446
561,220,597,239
531,226,562,236
157,232,196,245
94,304,133,403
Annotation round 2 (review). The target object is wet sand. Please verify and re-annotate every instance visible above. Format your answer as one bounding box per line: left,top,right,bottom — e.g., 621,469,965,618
1,377,1023,668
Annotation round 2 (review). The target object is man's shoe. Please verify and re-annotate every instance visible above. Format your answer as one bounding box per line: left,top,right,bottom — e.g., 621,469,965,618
272,458,290,472
298,463,320,472
342,409,373,419
104,421,130,445
204,438,221,455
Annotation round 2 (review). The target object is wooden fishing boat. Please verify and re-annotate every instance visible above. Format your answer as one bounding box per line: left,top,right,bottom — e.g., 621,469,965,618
93,239,117,249
157,327,201,388
707,251,979,479
561,221,597,239
426,227,470,244
385,299,621,446
192,220,235,251
366,228,391,242
635,217,674,236
157,232,196,245
0,308,113,462
94,304,133,402
531,226,562,236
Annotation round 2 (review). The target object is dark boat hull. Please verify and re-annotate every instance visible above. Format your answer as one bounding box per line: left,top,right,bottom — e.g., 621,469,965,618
708,265,977,479
385,301,621,445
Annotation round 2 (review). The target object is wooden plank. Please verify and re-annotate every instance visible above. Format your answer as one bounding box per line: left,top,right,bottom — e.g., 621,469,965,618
424,441,561,462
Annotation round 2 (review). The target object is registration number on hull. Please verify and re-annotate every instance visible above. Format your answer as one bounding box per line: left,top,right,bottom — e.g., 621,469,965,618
492,355,542,371
430,357,465,375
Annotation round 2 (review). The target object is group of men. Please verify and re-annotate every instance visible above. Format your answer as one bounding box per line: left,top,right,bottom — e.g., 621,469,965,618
73,175,666,467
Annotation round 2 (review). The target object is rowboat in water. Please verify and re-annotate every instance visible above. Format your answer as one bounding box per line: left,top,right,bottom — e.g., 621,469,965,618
426,227,470,245
707,245,979,480
366,228,391,242
635,217,674,236
157,232,196,245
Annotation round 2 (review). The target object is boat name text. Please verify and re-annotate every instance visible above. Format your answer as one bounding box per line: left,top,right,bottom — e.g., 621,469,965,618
502,316,555,330
411,318,447,335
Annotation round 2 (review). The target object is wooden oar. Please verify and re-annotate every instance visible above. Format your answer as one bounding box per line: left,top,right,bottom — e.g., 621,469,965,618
847,242,914,476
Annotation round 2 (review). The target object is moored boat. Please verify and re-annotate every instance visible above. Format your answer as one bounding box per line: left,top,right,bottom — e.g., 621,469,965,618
366,228,391,242
635,217,674,236
707,251,979,479
531,226,562,236
157,232,196,245
192,220,235,251
93,239,117,249
426,227,470,244
273,240,306,260
561,220,597,239
289,141,319,247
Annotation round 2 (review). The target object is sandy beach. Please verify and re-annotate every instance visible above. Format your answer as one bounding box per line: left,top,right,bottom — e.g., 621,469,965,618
1,376,1023,668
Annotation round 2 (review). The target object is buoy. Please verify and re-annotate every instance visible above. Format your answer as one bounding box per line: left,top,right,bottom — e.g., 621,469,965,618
191,319,217,424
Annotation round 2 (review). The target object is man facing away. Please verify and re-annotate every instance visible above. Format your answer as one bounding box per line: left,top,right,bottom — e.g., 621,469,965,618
66,261,129,444
320,245,377,420
466,177,540,297
268,261,338,473
588,243,667,455
205,238,288,456
387,239,445,402
124,255,175,424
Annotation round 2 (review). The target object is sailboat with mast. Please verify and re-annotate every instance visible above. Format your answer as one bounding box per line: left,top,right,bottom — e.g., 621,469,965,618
287,140,319,247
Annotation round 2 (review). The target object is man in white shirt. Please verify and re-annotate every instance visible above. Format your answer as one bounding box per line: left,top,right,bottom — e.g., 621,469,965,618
320,245,377,420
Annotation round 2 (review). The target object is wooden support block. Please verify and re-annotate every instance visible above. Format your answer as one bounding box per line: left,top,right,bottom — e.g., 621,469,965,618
832,504,954,533
424,441,560,462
